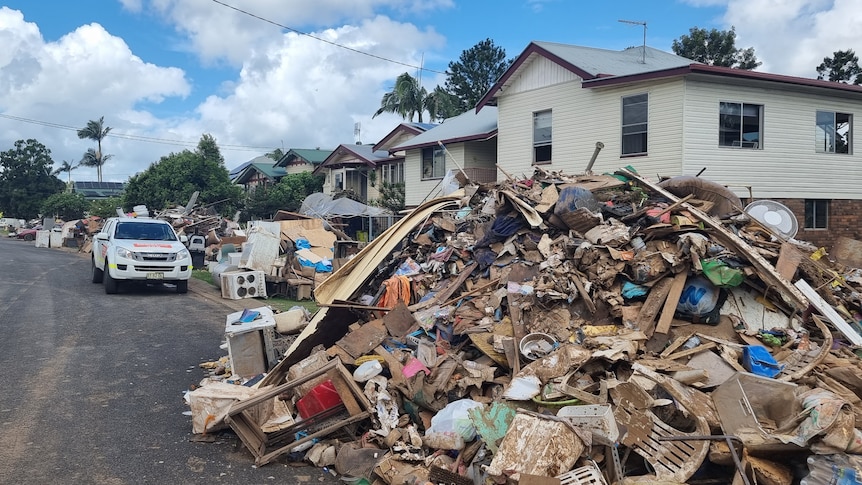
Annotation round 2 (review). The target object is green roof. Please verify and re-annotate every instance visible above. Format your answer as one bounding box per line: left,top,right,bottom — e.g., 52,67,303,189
274,148,333,168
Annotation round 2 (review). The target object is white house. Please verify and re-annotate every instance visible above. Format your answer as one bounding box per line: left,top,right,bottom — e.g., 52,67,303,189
475,41,862,248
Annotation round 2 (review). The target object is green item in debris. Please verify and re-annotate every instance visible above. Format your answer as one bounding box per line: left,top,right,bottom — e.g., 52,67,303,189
701,259,744,288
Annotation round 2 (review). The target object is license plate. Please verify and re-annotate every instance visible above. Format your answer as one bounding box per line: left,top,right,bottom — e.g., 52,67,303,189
146,272,164,280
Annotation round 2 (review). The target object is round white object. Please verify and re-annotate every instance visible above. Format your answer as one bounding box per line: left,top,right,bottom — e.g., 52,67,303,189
353,359,383,382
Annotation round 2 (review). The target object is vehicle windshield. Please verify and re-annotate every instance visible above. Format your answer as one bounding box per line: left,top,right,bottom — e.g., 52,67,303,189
114,222,177,241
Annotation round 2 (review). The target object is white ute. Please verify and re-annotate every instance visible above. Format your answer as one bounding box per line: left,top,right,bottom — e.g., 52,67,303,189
91,216,192,294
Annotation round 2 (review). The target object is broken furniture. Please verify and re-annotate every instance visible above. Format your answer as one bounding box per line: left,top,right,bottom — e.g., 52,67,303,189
224,358,371,466
224,307,280,378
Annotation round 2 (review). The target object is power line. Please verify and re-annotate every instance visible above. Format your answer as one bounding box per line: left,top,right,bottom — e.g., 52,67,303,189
210,0,446,75
0,113,276,153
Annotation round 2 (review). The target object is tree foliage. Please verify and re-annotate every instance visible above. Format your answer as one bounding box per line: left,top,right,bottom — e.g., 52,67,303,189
242,172,324,221
672,27,761,70
41,192,89,221
88,196,125,220
122,134,242,215
425,86,461,122
373,72,430,122
0,139,65,219
265,148,285,161
375,182,405,213
53,160,79,186
77,117,112,182
445,38,513,112
816,49,862,84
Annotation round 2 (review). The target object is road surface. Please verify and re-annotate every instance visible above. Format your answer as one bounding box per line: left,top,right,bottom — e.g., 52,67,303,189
0,237,338,484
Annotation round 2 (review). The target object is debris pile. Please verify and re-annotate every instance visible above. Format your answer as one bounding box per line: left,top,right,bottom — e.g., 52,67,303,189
192,166,862,484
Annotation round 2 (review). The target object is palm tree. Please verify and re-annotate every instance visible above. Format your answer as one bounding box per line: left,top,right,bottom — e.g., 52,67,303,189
373,72,429,122
80,148,114,183
52,160,79,190
77,117,112,182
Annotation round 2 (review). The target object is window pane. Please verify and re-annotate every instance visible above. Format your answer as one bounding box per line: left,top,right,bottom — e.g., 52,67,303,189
622,94,648,155
804,199,828,229
720,102,761,148
816,111,835,153
836,112,852,154
534,110,552,163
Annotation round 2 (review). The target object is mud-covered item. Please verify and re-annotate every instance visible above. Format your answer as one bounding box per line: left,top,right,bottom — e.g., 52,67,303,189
658,175,742,218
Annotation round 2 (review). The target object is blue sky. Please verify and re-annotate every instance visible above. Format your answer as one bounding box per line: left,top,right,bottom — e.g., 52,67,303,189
0,0,858,181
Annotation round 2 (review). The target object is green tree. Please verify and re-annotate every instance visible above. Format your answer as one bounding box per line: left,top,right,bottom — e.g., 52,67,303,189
816,49,862,84
89,196,125,220
672,26,761,70
265,148,285,161
445,38,513,112
375,182,405,213
0,139,65,219
373,72,429,122
77,117,113,182
243,172,324,220
425,86,461,122
41,192,89,221
122,134,243,215
52,160,79,188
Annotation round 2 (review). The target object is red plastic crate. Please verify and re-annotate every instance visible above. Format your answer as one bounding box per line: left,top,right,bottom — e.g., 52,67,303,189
296,380,343,419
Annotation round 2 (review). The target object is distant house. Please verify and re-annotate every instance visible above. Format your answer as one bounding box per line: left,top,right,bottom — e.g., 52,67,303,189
476,41,862,248
272,148,333,175
390,108,498,208
72,181,125,200
313,144,393,203
231,155,286,191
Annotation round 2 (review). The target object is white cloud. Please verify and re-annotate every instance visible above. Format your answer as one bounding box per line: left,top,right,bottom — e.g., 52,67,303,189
713,0,862,77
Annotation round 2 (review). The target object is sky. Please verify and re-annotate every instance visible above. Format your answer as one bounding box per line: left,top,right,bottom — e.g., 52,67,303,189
0,0,860,183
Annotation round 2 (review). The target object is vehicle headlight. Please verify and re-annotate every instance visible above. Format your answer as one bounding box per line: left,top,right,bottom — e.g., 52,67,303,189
116,247,134,260
177,249,190,261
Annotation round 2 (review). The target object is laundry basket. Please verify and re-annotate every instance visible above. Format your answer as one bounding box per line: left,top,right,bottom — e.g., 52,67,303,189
557,461,607,485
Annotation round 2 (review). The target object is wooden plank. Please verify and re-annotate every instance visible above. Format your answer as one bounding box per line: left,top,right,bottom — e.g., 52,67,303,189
655,271,689,335
635,277,673,336
775,243,803,281
335,318,387,358
665,341,718,361
326,368,362,416
571,271,596,314
795,279,862,346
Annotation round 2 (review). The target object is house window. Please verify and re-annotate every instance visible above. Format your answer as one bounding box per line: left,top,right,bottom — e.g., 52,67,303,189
380,163,404,184
533,110,552,164
804,199,829,229
816,111,852,154
422,147,445,179
622,93,648,156
720,102,762,148
334,172,343,190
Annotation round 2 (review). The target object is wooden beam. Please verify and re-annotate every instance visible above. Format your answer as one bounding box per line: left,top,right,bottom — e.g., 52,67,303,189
655,270,689,335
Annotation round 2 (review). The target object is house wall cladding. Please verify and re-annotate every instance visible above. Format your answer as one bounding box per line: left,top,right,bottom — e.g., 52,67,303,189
681,79,862,200
496,74,686,180
770,198,862,250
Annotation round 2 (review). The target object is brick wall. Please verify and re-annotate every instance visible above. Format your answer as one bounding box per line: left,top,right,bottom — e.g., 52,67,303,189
767,198,862,250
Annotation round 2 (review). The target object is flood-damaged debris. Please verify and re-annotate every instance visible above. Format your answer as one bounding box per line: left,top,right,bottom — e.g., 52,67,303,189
185,164,862,484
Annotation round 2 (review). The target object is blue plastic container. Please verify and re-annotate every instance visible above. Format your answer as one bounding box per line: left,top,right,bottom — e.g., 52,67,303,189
742,345,783,378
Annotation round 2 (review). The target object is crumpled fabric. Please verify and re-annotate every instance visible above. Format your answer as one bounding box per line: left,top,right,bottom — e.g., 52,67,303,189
380,275,411,308
474,214,524,248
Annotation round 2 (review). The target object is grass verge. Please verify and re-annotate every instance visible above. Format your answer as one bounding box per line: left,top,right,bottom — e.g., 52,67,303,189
191,269,318,313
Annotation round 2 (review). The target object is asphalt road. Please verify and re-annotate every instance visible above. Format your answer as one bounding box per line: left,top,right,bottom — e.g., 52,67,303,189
0,237,338,485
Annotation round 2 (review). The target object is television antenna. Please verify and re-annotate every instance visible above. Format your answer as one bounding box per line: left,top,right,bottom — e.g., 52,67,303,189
619,19,647,63
354,122,361,145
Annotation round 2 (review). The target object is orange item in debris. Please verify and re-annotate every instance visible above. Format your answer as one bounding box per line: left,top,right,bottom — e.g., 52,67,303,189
646,207,672,224
380,275,412,308
296,380,343,419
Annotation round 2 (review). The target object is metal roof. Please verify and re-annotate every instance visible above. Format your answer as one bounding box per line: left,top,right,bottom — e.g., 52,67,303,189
390,106,498,152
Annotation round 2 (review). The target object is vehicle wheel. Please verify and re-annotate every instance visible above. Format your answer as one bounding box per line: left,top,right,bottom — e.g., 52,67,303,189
175,280,188,294
104,268,119,294
91,258,103,283
24,234,34,241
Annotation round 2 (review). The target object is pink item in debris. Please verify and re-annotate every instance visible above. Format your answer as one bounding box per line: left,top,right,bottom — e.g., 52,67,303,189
402,357,431,378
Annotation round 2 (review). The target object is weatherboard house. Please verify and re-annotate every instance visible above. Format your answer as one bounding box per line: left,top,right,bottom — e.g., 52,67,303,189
449,40,862,249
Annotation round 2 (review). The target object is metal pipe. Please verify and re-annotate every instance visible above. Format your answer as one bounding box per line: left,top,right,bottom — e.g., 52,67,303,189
585,141,605,173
